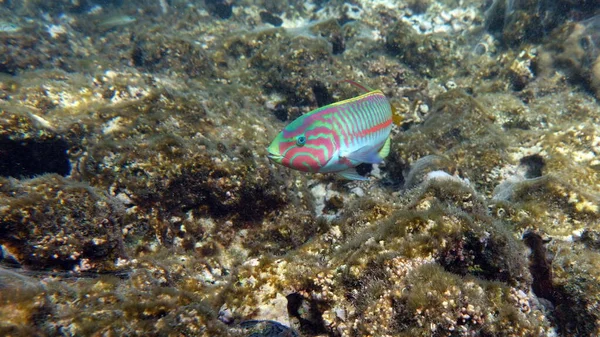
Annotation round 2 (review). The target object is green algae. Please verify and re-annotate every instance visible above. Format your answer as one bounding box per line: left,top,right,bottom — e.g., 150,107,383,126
0,1,600,336
0,174,125,271
396,264,547,337
385,20,463,77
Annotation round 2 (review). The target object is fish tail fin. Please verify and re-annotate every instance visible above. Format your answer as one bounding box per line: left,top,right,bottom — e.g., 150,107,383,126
391,104,403,126
378,137,391,159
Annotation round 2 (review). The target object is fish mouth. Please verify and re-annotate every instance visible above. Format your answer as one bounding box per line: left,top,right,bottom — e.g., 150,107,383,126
266,148,284,163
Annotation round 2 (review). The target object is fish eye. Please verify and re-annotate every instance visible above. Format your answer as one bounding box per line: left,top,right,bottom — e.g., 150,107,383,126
296,135,306,147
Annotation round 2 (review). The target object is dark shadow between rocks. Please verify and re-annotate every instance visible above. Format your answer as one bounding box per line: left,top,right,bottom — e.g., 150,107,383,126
0,136,70,178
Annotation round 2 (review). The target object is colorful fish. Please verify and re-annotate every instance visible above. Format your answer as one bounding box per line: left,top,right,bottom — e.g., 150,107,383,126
267,83,395,180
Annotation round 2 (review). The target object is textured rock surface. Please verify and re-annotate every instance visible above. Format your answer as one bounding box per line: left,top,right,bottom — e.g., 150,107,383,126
0,0,599,336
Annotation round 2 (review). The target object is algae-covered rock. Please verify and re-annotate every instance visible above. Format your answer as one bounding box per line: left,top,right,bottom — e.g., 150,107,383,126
394,264,547,337
0,251,239,336
131,32,216,79
387,89,509,194
71,88,293,250
385,20,462,77
0,31,59,75
0,174,125,271
221,172,550,336
0,268,52,336
543,16,600,99
2,0,600,336
0,15,87,75
484,0,599,46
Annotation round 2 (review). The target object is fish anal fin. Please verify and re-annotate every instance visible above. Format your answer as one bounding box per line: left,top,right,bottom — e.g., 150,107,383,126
344,146,383,164
338,168,369,180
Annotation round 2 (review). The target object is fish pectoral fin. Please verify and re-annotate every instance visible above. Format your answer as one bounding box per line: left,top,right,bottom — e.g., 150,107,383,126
338,168,369,181
378,137,391,159
345,146,383,164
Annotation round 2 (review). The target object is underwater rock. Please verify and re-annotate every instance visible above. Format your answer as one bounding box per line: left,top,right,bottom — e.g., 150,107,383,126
406,176,531,286
0,268,51,335
580,229,600,251
405,0,432,14
387,89,509,194
547,239,600,336
240,320,299,337
547,15,600,98
260,11,284,27
308,19,346,55
493,175,599,236
523,231,554,302
490,174,600,336
225,171,547,336
0,136,70,178
437,225,529,286
384,20,461,77
286,293,328,335
519,154,545,179
68,87,295,251
394,264,545,336
86,139,288,219
10,0,92,15
311,183,345,220
222,26,334,113
0,13,90,75
0,0,598,335
131,32,215,79
0,32,54,75
0,251,235,336
0,174,125,271
484,0,598,46
403,154,457,188
205,0,233,20
506,49,537,91
492,154,545,202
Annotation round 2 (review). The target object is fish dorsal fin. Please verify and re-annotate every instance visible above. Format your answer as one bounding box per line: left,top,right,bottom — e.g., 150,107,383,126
340,80,374,93
338,168,369,180
378,137,391,159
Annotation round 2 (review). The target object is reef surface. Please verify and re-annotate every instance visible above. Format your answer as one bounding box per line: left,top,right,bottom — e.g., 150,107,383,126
1,0,600,336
